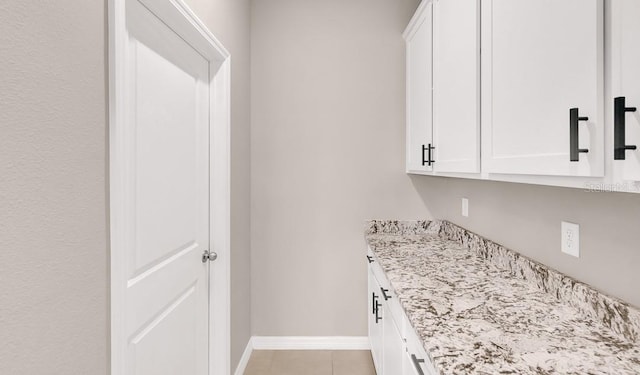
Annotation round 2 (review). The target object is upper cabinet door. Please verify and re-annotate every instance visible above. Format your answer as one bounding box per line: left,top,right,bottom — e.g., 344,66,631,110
482,0,604,177
613,0,640,181
432,0,480,173
404,2,434,173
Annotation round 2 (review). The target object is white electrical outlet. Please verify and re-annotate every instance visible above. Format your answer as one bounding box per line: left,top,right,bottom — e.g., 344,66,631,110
561,221,580,258
461,198,469,217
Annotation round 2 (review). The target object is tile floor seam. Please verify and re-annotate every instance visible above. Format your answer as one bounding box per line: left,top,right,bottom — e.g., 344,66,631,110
331,350,335,375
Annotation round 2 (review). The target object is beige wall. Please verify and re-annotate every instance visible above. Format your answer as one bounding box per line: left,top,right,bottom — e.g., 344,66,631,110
0,0,252,373
251,0,428,336
0,1,109,374
184,0,253,368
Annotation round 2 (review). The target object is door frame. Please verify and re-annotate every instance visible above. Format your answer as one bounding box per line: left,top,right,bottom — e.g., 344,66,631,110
108,0,231,374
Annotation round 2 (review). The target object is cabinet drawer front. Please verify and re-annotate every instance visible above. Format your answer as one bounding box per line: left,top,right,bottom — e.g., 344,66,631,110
368,250,406,329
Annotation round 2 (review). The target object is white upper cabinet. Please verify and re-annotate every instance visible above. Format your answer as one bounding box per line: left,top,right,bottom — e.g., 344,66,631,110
481,0,604,177
612,0,640,181
404,2,434,173
433,0,480,173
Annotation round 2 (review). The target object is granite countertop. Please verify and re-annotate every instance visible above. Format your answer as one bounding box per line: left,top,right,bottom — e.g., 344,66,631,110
365,220,640,374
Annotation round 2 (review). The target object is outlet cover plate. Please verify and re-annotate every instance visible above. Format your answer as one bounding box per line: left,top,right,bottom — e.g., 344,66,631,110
561,221,580,258
462,198,469,217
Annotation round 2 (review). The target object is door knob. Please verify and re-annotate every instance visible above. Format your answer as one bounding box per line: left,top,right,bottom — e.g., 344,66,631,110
202,250,218,263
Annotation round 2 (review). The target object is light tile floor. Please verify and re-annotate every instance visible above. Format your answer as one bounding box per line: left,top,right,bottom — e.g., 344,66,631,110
243,350,376,375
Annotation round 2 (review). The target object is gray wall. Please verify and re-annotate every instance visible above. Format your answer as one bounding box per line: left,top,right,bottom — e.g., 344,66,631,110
0,1,109,373
250,0,640,340
411,173,640,308
184,0,253,368
250,0,429,336
0,0,252,373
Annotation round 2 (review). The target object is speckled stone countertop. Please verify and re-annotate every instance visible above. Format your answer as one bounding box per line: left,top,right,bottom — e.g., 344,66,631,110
365,220,640,374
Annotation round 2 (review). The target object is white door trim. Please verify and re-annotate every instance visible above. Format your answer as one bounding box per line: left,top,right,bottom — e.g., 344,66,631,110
108,0,231,374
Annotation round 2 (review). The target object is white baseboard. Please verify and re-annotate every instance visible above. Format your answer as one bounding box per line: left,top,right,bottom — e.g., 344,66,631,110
233,337,254,375
251,336,370,351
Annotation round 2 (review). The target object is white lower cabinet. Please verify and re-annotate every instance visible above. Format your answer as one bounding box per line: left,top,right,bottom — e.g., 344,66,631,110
382,302,404,375
368,268,384,371
403,316,438,375
368,250,437,375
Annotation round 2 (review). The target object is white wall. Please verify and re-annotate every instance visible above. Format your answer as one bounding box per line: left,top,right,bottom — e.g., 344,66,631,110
0,1,108,373
251,0,428,336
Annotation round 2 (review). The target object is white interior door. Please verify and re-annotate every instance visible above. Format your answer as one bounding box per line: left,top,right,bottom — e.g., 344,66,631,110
482,0,604,177
119,1,210,374
613,0,640,181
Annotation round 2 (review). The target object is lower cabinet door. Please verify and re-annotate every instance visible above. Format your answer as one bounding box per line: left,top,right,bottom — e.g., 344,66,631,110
368,268,384,372
403,351,419,375
403,314,437,375
382,303,404,375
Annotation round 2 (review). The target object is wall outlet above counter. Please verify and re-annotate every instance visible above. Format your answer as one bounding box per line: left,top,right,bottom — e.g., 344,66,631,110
561,221,580,258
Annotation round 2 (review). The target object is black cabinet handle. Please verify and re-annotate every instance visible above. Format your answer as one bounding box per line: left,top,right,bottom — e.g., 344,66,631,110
371,293,378,315
570,108,589,162
614,97,637,160
421,144,427,166
375,301,382,323
411,354,425,375
421,144,435,166
380,287,391,301
366,255,374,264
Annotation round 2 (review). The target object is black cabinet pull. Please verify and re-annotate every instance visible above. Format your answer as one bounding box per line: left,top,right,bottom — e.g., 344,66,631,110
366,255,374,264
375,301,382,323
371,293,378,315
614,97,637,160
570,108,589,162
421,144,427,166
421,144,435,166
411,354,425,375
380,287,391,301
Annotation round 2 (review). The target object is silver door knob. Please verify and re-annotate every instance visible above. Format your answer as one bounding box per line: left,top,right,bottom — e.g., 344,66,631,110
202,250,218,263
